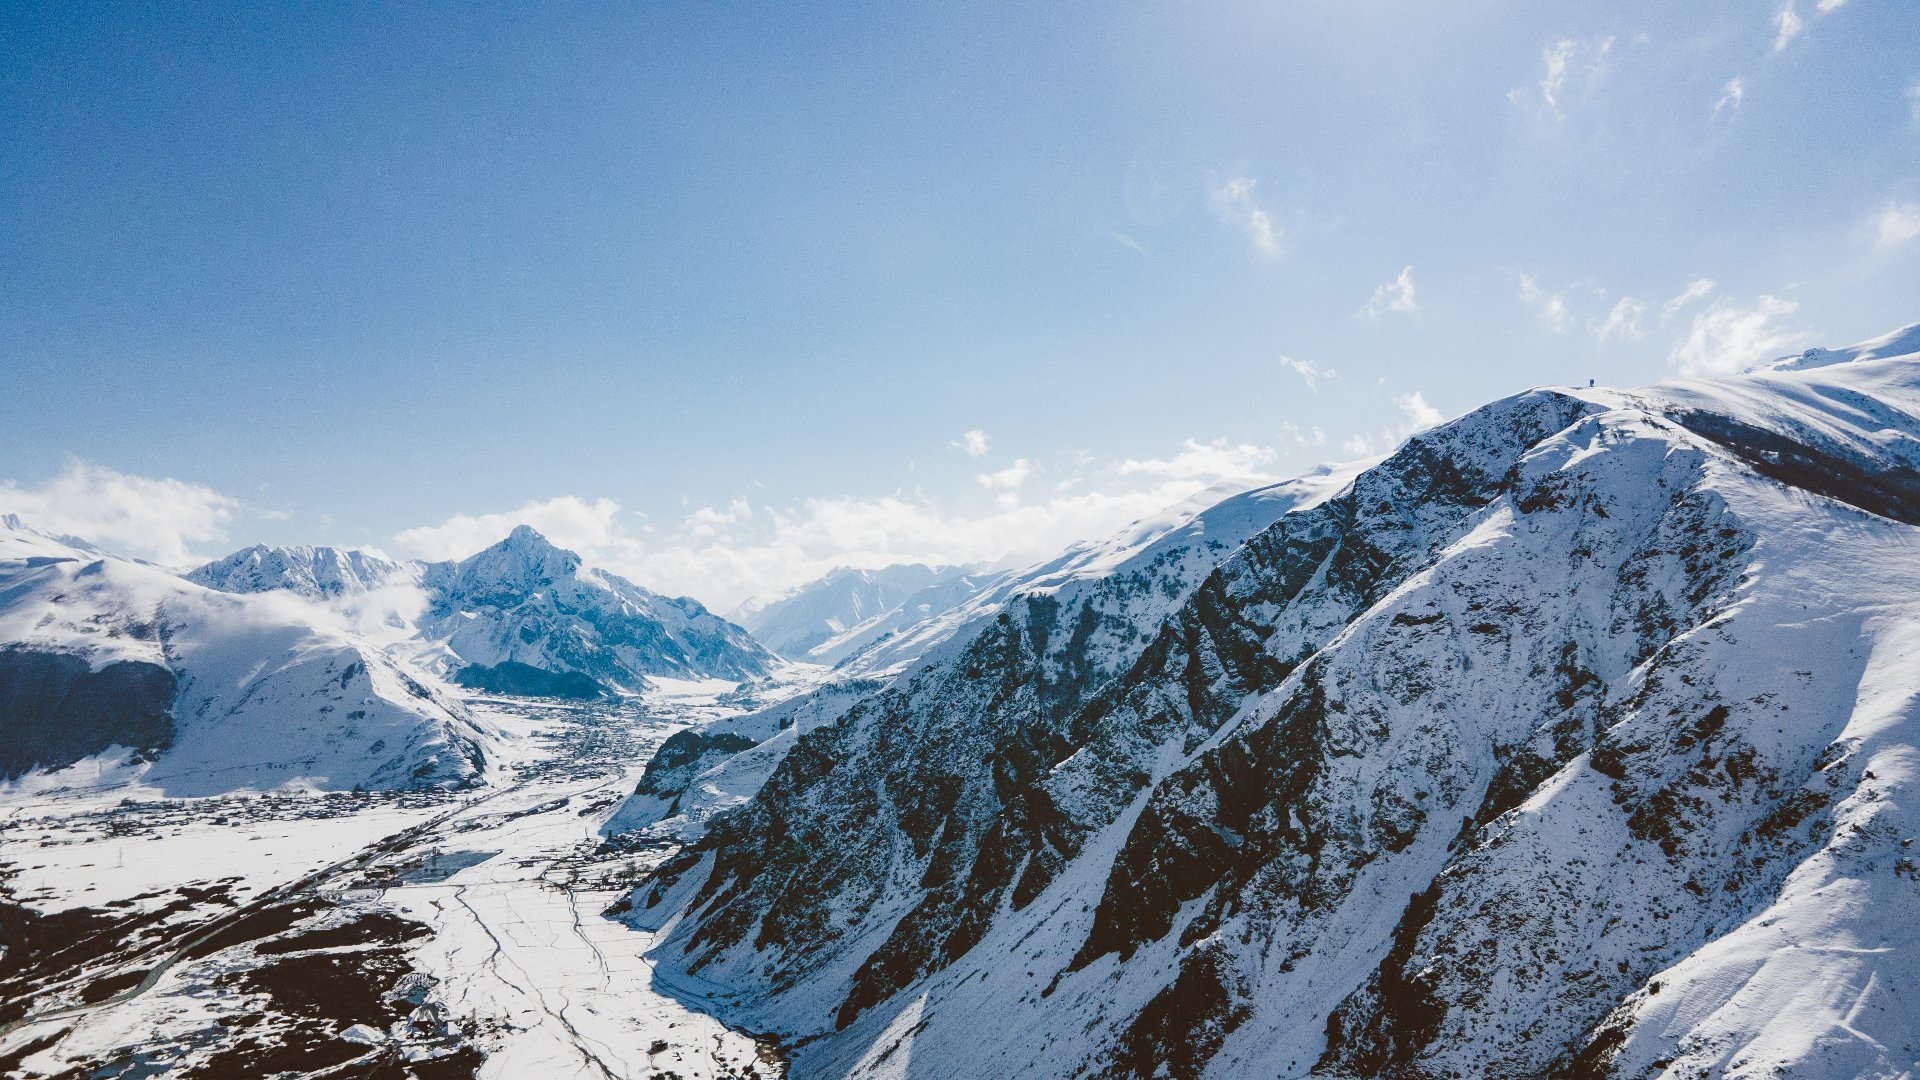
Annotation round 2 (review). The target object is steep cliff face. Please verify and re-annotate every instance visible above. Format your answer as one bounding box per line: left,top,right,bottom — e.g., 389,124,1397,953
627,336,1920,1079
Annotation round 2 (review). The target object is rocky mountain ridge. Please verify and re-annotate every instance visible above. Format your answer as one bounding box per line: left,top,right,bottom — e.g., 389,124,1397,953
621,326,1920,1079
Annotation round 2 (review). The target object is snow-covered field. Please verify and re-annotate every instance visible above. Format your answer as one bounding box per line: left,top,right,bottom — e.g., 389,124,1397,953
0,685,783,1079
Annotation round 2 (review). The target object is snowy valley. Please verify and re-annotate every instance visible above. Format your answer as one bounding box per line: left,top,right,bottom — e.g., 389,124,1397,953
7,325,1920,1078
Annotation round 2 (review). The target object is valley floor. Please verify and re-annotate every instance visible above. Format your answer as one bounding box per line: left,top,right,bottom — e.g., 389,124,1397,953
0,684,782,1079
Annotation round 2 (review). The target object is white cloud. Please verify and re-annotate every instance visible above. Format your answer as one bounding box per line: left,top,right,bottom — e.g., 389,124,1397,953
1360,266,1418,319
1110,231,1148,256
392,496,643,566
1712,78,1745,120
684,498,753,538
976,459,1034,490
1541,40,1575,108
1397,392,1445,431
1774,3,1803,51
953,429,991,457
1518,274,1570,332
1338,391,1447,460
1908,82,1920,124
1279,356,1337,392
1117,438,1278,481
1538,37,1614,112
1280,421,1328,447
0,460,239,565
1874,202,1920,250
556,443,1292,608
1591,296,1647,343
1662,277,1716,320
1210,176,1282,257
1668,295,1805,375
1816,0,1847,12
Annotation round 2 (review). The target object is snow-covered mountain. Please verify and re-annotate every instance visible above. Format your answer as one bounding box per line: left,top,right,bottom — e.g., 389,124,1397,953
190,526,776,696
623,325,1920,1078
733,563,982,666
186,543,413,598
418,525,774,694
0,519,486,795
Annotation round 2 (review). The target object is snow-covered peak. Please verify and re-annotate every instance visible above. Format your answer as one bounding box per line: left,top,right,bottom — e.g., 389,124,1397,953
187,543,411,599
416,527,775,690
444,525,581,595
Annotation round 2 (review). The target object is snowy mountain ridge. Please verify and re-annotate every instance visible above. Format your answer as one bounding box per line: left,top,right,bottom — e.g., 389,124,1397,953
618,327,1920,1079
186,543,413,599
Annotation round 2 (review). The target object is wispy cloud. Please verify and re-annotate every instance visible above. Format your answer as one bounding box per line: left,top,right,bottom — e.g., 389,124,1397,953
1109,231,1149,256
1397,392,1444,430
1518,274,1570,332
1908,82,1920,124
0,460,240,566
1538,37,1614,113
1875,202,1920,250
1662,277,1716,320
1210,176,1282,257
1340,392,1447,457
952,429,991,457
1591,297,1647,343
1279,356,1337,392
1280,421,1328,447
684,498,753,538
1816,0,1848,10
1668,295,1805,375
1117,438,1277,481
1712,78,1745,120
975,459,1033,490
1360,266,1418,319
1774,3,1804,51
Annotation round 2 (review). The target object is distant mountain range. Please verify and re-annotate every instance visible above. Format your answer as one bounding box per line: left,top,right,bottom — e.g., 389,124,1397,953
189,523,775,697
730,563,986,667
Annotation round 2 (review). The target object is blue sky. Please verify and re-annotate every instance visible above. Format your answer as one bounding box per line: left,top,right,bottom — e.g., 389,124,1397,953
4,1,1919,607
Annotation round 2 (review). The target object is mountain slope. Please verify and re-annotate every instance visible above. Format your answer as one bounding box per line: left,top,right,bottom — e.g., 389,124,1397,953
602,469,1360,844
0,521,486,795
625,329,1920,1079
